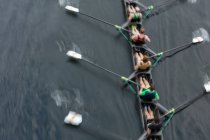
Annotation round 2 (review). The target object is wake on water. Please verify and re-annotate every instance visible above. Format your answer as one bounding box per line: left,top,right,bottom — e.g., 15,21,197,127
58,0,79,8
187,0,197,4
50,88,84,111
193,28,210,42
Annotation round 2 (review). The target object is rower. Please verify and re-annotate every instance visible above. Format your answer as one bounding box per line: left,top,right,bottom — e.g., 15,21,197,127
144,106,154,123
126,0,148,10
131,27,151,44
146,108,164,135
134,52,151,71
122,4,142,28
138,77,159,102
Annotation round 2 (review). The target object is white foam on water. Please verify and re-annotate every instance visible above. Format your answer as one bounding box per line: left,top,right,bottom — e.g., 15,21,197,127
67,0,80,8
58,0,80,8
203,69,210,92
56,40,66,53
73,88,84,107
188,0,197,4
58,0,66,7
50,88,86,112
193,28,210,42
51,90,69,107
72,42,81,54
204,74,210,84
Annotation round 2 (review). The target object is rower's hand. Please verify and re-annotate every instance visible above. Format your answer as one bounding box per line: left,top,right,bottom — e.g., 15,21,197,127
114,25,122,30
147,5,154,11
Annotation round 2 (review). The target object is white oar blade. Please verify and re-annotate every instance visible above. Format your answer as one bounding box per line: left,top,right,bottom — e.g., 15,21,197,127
64,111,82,126
67,50,82,59
65,5,79,13
192,36,204,43
204,81,210,92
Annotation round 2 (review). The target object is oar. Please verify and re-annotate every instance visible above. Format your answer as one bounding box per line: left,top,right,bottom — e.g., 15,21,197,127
149,36,204,59
126,0,148,10
65,5,131,33
138,82,210,140
142,0,177,13
160,81,210,119
137,132,147,140
66,50,139,86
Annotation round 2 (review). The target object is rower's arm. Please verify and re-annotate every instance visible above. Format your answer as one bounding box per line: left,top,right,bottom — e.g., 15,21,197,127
130,1,147,10
154,93,159,100
138,88,143,95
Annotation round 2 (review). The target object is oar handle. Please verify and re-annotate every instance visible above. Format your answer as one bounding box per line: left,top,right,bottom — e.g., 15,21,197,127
121,76,140,86
160,108,175,119
149,52,163,59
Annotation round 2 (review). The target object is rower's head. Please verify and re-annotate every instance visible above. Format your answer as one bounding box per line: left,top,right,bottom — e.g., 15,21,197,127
143,55,149,63
135,6,140,12
140,27,145,34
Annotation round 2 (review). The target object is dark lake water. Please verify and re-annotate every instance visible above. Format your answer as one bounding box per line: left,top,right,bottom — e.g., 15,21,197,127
0,0,210,139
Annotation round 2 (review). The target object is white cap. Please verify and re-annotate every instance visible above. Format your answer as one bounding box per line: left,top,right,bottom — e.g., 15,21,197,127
64,111,82,126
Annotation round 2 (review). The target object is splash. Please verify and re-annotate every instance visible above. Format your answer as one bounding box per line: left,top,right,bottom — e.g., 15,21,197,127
51,89,69,107
58,0,80,8
204,74,210,92
56,40,66,53
50,88,85,111
204,74,210,84
179,0,197,4
193,28,210,42
58,0,66,7
73,88,84,107
188,0,197,4
203,65,210,82
72,42,81,54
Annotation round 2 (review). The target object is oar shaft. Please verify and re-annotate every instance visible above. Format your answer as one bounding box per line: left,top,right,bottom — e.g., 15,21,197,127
82,58,122,77
142,0,177,12
81,58,139,86
162,42,192,54
79,12,115,27
149,42,193,58
78,11,130,32
174,92,206,115
160,92,208,119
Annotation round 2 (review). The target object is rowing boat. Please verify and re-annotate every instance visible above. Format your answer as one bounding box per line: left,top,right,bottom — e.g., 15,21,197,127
122,1,163,140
